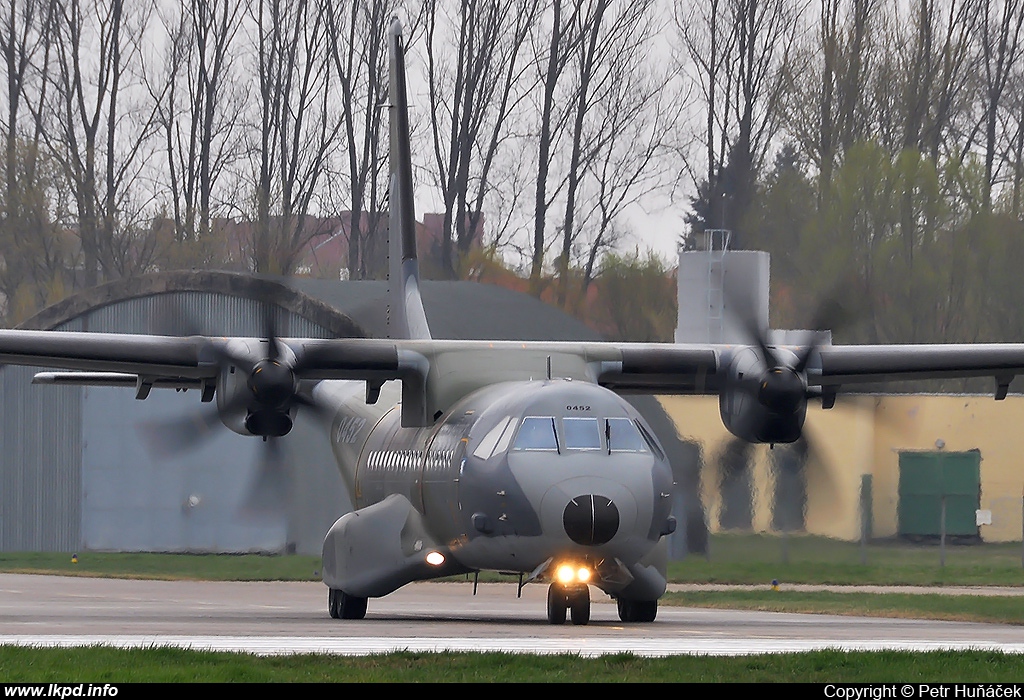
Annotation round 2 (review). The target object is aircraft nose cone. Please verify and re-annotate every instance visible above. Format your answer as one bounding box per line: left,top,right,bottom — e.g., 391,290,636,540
563,494,619,546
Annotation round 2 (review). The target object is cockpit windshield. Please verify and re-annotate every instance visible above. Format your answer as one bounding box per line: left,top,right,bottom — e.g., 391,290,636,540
499,415,654,457
562,417,602,450
512,416,559,451
606,417,648,453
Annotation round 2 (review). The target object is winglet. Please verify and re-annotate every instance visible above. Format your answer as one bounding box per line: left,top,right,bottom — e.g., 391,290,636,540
387,17,431,340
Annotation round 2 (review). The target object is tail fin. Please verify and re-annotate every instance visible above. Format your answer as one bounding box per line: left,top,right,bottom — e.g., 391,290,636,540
387,17,431,341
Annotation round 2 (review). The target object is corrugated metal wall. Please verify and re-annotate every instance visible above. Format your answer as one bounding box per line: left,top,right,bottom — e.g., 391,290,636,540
0,365,83,551
1,292,348,554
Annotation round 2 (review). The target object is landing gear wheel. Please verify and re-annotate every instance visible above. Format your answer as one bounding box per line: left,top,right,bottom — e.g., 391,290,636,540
546,584,567,625
616,597,657,623
328,588,340,619
328,588,368,620
569,585,590,626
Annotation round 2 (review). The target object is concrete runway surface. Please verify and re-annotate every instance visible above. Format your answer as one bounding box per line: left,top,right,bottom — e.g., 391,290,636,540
2,574,1024,657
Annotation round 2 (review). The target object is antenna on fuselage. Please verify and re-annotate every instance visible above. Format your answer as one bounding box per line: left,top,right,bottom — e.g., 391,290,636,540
546,355,552,380
386,16,431,341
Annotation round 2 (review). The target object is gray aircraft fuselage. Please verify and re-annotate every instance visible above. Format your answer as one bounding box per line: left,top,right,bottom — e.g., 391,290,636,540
316,369,674,606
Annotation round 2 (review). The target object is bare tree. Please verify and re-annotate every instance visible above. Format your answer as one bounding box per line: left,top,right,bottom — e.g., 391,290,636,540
676,0,735,230
580,51,680,294
528,0,580,293
425,0,539,278
923,0,982,163
979,0,1024,209
678,0,795,244
248,0,342,274
44,0,159,286
0,0,64,322
555,0,666,306
324,0,422,280
150,0,245,254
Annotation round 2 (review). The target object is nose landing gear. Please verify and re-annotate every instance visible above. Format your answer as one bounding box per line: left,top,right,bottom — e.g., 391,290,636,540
547,583,590,625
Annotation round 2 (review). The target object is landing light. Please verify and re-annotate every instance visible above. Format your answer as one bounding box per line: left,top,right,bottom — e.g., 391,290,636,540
555,564,591,585
425,551,445,566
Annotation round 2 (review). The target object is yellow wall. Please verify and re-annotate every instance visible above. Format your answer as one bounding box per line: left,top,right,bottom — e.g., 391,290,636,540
657,395,1024,542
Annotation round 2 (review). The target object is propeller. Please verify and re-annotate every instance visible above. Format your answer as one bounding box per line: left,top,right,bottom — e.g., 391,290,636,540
141,286,335,517
727,289,841,415
704,286,868,536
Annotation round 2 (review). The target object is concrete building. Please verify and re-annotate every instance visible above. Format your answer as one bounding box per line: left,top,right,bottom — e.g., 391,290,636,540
675,229,769,345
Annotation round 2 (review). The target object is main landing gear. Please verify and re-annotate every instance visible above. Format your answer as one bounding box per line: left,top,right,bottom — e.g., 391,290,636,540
616,597,657,622
546,583,590,625
328,588,368,620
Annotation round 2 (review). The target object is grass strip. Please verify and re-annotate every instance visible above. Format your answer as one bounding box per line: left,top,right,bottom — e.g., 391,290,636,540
668,534,1024,586
3,647,1024,682
0,552,322,581
662,589,1024,625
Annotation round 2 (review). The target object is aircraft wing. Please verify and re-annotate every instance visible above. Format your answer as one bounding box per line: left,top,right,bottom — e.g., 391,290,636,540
588,341,1024,399
0,329,215,377
6,331,1024,395
6,331,1024,432
0,330,419,387
812,343,1024,401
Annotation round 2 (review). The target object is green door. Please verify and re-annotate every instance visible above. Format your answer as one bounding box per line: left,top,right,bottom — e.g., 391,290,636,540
898,451,980,537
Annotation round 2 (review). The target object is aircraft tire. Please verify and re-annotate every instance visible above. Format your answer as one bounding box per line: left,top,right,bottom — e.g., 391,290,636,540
569,586,590,626
328,589,341,619
617,598,657,623
329,588,368,620
546,584,567,625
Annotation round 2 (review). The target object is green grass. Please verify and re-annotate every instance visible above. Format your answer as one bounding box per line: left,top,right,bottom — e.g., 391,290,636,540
4,534,1024,586
662,589,1024,624
668,533,1024,586
2,647,1024,682
0,551,323,581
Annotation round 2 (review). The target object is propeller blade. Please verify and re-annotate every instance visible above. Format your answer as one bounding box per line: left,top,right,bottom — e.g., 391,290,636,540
723,282,777,367
261,300,280,362
239,436,290,518
792,294,861,373
293,391,333,420
138,404,223,457
138,389,251,458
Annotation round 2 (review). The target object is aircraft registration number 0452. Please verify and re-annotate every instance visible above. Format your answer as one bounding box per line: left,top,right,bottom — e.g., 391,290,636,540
335,416,368,444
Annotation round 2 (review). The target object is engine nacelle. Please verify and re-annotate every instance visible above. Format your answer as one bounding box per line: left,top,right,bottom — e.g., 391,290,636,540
215,338,298,437
718,346,807,444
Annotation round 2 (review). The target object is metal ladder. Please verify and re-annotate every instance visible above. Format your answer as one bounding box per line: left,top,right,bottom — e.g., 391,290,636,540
704,229,731,343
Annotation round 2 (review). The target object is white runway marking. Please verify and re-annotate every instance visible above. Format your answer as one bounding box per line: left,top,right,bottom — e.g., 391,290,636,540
4,635,1024,657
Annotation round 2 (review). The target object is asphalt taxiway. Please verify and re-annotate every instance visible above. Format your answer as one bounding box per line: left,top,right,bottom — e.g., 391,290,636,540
2,574,1023,657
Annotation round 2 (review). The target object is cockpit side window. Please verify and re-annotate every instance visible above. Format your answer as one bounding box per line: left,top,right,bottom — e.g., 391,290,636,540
512,416,559,451
472,416,514,460
562,417,602,450
605,417,648,453
635,421,666,460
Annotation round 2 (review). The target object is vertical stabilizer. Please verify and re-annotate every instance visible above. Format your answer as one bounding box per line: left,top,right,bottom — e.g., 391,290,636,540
387,18,431,340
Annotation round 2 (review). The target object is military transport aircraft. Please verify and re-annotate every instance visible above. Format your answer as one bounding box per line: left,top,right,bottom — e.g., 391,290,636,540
4,18,1024,625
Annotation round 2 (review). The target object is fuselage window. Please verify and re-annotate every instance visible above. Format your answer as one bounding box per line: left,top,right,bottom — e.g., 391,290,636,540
513,416,559,451
562,417,602,450
606,417,647,452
